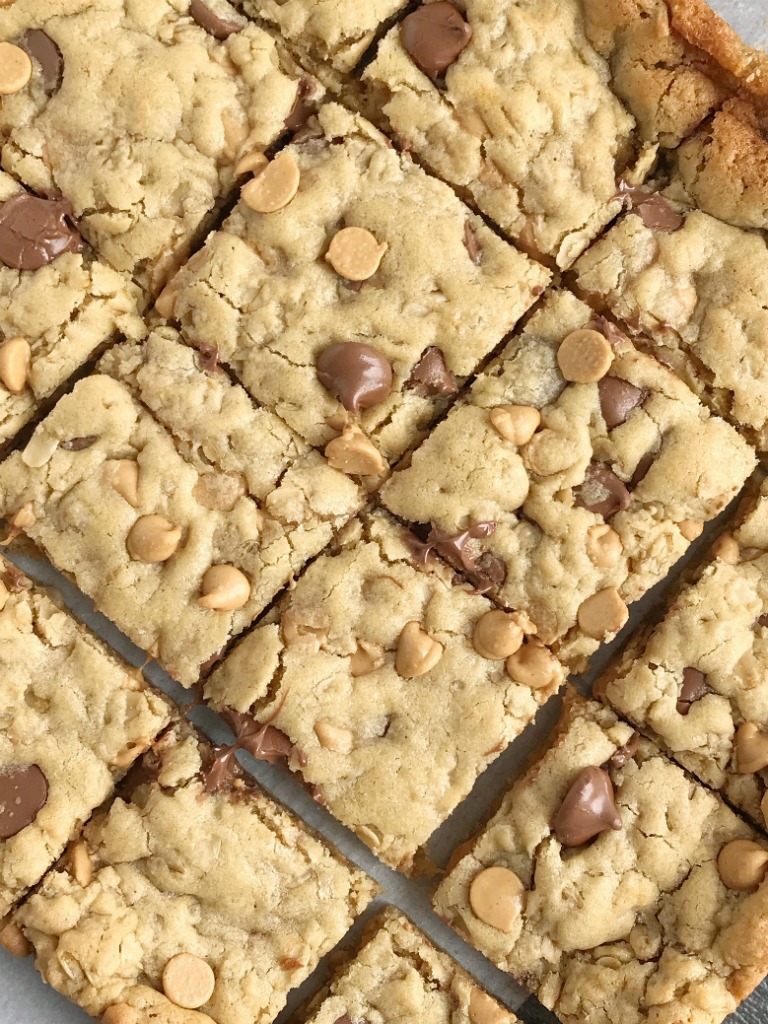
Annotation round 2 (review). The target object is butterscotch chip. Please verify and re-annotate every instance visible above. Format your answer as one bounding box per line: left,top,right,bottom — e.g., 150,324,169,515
326,226,388,282
0,42,32,95
678,519,704,542
0,336,31,393
489,405,540,445
736,723,768,774
314,721,354,753
717,839,768,892
349,640,384,677
557,328,614,383
162,952,216,1009
585,524,622,568
506,639,561,690
469,865,525,931
198,565,251,611
104,459,140,508
324,423,387,476
241,152,300,213
126,515,182,563
577,588,628,640
0,920,31,958
101,1007,133,1024
70,840,92,887
712,533,740,564
395,620,443,678
235,151,268,177
473,609,524,660
469,988,509,1024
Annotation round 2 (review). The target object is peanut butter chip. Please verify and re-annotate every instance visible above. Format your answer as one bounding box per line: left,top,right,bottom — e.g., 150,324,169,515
349,640,384,676
577,588,629,640
104,459,140,507
469,865,525,931
314,721,354,753
586,524,623,568
712,533,740,564
326,227,388,281
126,515,181,563
489,405,540,445
717,839,768,892
0,336,31,393
324,423,386,476
70,840,92,887
162,953,216,1009
395,620,443,678
736,722,768,774
557,329,614,383
0,920,31,958
241,152,300,213
101,1008,134,1024
0,42,32,94
468,989,508,1024
678,519,704,542
473,609,525,660
506,639,561,690
235,151,268,177
198,565,250,610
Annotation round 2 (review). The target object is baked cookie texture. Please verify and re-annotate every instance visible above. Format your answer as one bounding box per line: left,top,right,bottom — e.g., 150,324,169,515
597,478,768,830
205,511,564,871
0,556,170,920
0,0,310,295
163,103,550,466
382,290,756,669
360,0,767,268
0,172,145,449
434,693,768,1024
14,723,375,1024
299,911,517,1024
0,374,359,685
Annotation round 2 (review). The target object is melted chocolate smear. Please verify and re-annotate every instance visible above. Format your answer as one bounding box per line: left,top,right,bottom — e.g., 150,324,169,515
0,193,84,271
189,0,243,39
59,435,98,451
606,734,640,771
616,181,685,232
284,79,317,132
20,30,63,94
407,347,459,397
202,709,295,793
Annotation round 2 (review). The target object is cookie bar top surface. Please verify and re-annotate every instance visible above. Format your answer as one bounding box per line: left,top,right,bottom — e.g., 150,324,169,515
0,374,344,685
0,558,171,919
15,724,375,1024
205,512,563,871
598,478,768,829
382,290,756,669
0,0,308,293
301,912,517,1024
0,172,145,448
434,693,768,1024
166,103,549,464
574,201,768,450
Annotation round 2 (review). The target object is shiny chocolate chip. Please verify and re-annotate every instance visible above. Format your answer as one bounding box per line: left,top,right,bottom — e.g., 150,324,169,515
677,667,709,715
0,193,83,271
400,1,472,79
463,219,482,265
0,764,48,840
20,30,63,94
616,182,684,232
574,462,631,519
189,0,243,39
552,766,622,847
285,79,317,132
59,435,98,451
316,342,393,413
598,377,647,430
407,347,458,397
629,452,655,489
606,734,640,771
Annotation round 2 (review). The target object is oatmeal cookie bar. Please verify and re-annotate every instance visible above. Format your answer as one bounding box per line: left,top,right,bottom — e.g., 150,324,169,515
381,290,755,669
299,911,517,1024
0,374,356,685
597,477,768,830
14,723,375,1024
205,511,564,871
0,557,170,922
163,103,549,467
434,692,768,1024
0,0,312,294
0,173,144,449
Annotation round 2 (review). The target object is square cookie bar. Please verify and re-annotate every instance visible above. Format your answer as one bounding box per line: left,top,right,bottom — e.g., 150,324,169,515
298,911,517,1024
0,373,358,685
0,0,312,294
205,511,564,871
597,477,768,831
0,173,144,449
574,196,768,451
361,0,766,268
163,103,549,467
14,723,375,1024
434,692,768,1024
0,556,170,921
381,290,756,669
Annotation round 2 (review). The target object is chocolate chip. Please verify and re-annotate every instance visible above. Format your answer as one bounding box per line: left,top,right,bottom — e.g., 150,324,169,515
20,30,63,94
0,764,48,840
463,219,482,265
758,614,768,629
629,452,654,489
190,341,219,373
189,0,243,39
616,181,684,233
606,734,640,771
0,193,84,271
201,746,245,794
224,709,294,765
316,342,393,413
573,462,631,519
400,1,472,79
407,347,459,397
591,316,631,348
677,667,709,715
473,551,507,593
598,377,647,430
284,79,317,132
333,1016,354,1024
434,522,497,573
552,766,622,847
59,435,98,451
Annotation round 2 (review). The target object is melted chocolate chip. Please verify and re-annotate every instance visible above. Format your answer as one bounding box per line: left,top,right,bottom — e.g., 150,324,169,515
0,193,84,271
434,522,497,573
189,0,243,39
2,564,31,593
400,1,473,79
402,527,438,567
316,342,393,413
598,377,647,430
333,1017,354,1024
473,550,507,593
224,709,294,765
591,316,631,348
191,341,219,373
606,734,640,771
407,347,459,397
629,452,655,489
552,766,622,847
758,614,768,629
20,29,63,94
59,435,98,451
285,79,317,132
616,181,684,232
0,764,48,840
573,462,631,519
463,219,482,265
121,747,163,796
201,745,245,794
677,667,709,715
